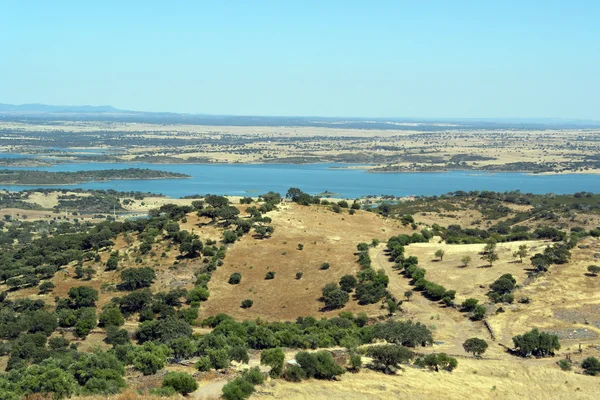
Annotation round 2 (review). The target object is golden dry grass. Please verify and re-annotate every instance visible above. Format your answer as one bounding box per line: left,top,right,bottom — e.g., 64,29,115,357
252,357,600,400
202,204,410,321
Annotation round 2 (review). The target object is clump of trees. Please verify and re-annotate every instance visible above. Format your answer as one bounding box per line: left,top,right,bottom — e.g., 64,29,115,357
488,274,516,303
512,328,560,357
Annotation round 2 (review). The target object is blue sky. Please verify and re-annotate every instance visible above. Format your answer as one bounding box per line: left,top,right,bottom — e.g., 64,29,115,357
1,1,598,119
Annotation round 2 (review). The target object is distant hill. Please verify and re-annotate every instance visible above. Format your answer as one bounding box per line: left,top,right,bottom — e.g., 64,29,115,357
0,103,125,113
1,103,599,129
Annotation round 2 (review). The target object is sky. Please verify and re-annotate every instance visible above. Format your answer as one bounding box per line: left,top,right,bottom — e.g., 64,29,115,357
0,1,599,119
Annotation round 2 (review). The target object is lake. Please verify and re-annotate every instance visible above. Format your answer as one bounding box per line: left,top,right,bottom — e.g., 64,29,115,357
0,162,599,198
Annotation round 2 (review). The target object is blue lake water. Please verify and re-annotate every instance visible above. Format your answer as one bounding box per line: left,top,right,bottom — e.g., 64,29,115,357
0,162,599,198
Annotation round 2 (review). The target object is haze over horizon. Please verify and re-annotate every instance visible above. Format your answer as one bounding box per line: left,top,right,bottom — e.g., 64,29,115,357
1,1,599,119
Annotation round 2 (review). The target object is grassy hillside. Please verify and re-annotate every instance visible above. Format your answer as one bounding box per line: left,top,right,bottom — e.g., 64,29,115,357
0,189,599,399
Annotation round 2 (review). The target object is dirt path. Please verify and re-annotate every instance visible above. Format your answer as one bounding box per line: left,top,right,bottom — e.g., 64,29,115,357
372,244,492,356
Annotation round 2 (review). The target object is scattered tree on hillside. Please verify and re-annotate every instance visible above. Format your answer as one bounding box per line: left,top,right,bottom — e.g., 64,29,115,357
434,249,445,261
512,328,560,357
367,345,413,374
460,255,471,268
462,338,488,357
513,244,528,263
587,265,600,276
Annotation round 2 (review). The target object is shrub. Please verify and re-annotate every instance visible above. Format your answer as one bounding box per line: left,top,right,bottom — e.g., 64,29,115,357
420,353,458,372
295,272,303,280
339,275,357,292
284,364,306,382
229,272,242,285
265,271,276,280
120,267,156,290
349,354,362,371
321,283,349,309
297,244,304,250
261,347,285,377
471,305,487,320
461,298,479,312
38,281,55,294
241,366,264,385
587,265,600,276
187,286,210,303
295,351,345,380
162,372,198,395
320,262,330,270
222,377,255,400
582,357,600,375
195,356,212,371
241,299,254,309
558,359,572,371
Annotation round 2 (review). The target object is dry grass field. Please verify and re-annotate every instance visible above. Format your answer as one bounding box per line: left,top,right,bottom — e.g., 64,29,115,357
252,356,600,400
203,204,410,320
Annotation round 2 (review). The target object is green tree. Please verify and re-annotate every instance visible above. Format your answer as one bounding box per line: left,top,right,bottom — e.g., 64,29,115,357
261,347,285,377
120,267,156,290
99,307,124,327
131,342,173,375
241,299,253,309
404,290,413,301
321,283,349,309
38,281,55,294
229,272,242,285
162,372,198,395
460,255,471,267
74,307,97,338
187,286,210,303
339,274,357,292
587,265,600,276
513,244,528,263
367,344,413,374
462,338,488,357
435,249,445,261
68,286,99,308
581,357,600,376
512,328,560,357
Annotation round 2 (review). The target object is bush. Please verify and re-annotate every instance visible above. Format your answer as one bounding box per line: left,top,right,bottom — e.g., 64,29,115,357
295,272,303,280
162,372,198,395
339,275,357,292
229,272,242,285
187,286,210,303
241,366,264,385
39,281,55,294
241,299,254,309
195,356,212,372
349,354,362,371
295,351,345,380
558,359,572,371
284,364,306,382
582,357,600,375
420,353,458,372
261,347,285,377
120,267,156,290
265,271,276,280
68,286,99,308
321,283,349,309
222,377,255,400
320,262,330,270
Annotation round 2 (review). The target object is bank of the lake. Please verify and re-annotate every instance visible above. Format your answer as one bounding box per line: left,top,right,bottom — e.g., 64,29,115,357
0,162,598,198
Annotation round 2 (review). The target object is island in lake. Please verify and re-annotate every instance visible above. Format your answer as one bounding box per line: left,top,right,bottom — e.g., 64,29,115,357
0,168,190,185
